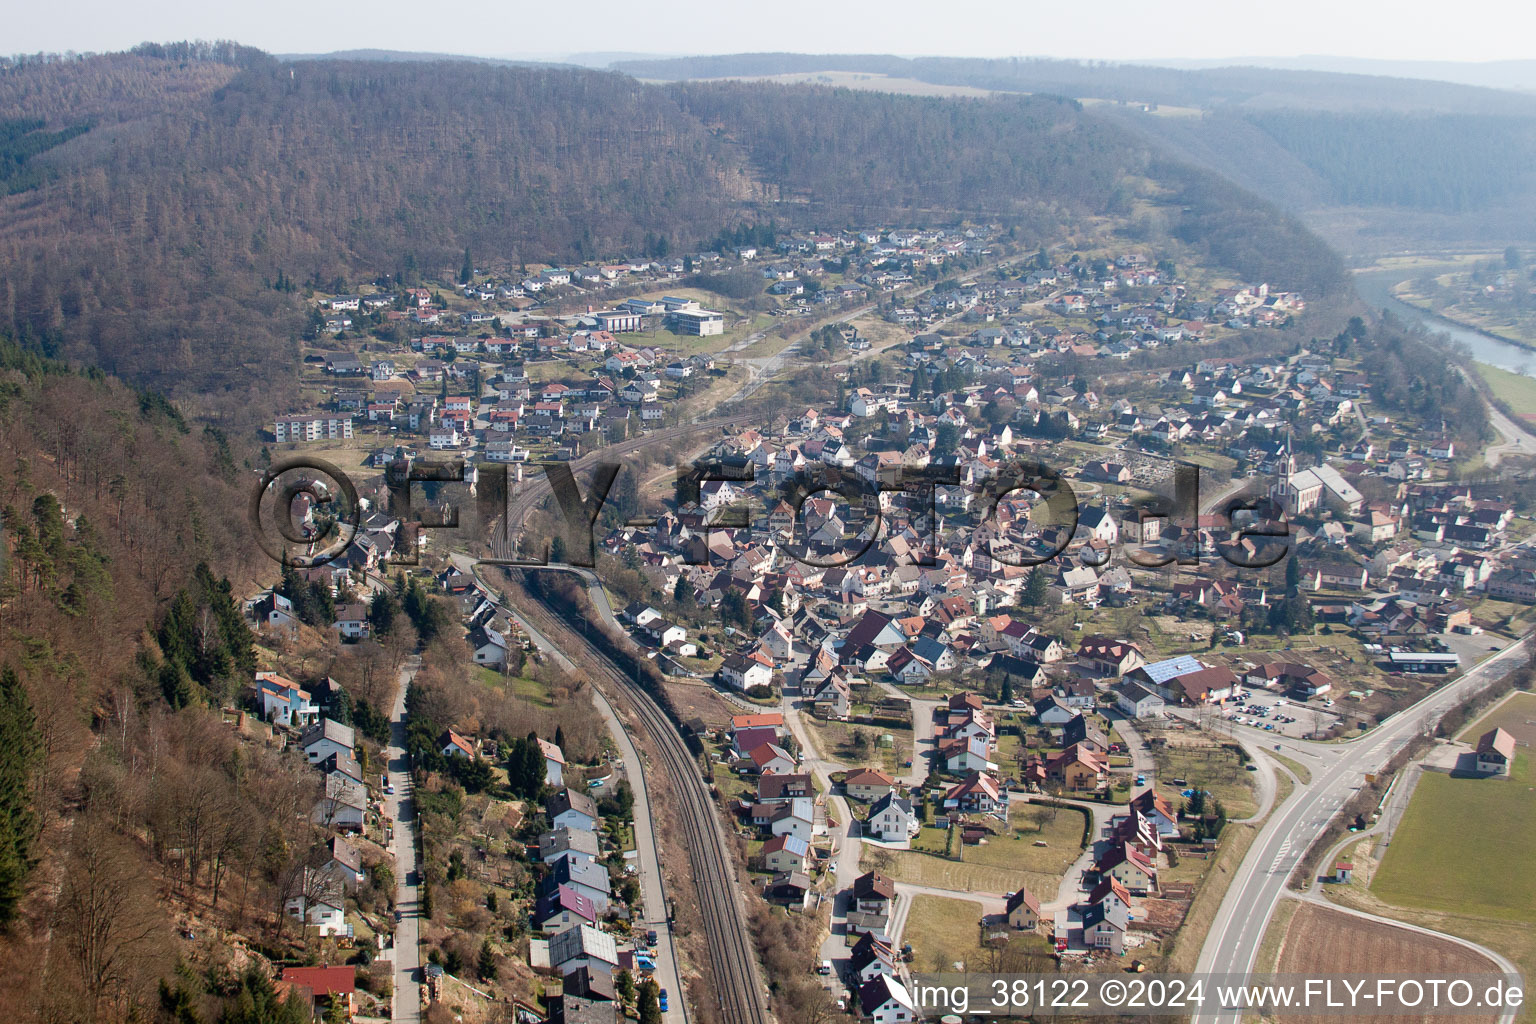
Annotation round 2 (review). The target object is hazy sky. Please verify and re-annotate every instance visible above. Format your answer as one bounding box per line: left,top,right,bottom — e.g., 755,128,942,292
10,0,1536,63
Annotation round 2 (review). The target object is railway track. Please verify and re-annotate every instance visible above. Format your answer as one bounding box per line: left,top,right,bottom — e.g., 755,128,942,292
515,573,772,1024
490,415,753,560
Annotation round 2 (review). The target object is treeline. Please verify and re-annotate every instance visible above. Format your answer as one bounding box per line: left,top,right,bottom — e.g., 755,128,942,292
1350,314,1490,447
612,53,1536,116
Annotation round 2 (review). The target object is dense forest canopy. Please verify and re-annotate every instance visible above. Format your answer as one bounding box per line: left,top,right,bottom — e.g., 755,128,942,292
0,45,1347,423
1241,111,1536,213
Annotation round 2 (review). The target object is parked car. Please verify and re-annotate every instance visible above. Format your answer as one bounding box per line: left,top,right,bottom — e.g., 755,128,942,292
659,990,669,1012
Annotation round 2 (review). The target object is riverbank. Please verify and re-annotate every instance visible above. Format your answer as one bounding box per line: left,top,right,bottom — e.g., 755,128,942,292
1353,264,1536,376
1390,279,1536,354
1473,362,1536,426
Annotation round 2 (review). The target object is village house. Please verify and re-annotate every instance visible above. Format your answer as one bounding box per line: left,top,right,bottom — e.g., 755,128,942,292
858,975,918,1024
549,924,620,977
548,788,600,832
851,870,897,916
1475,727,1516,775
760,834,811,874
536,884,598,934
1006,886,1041,931
845,767,897,802
943,771,1004,814
538,827,601,866
301,719,355,765
866,792,919,846
256,672,318,727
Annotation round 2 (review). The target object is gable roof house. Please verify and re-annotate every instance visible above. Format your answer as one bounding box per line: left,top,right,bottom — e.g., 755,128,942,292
301,719,355,765
535,883,599,933
547,788,600,832
1115,680,1165,719
1095,840,1158,893
851,870,897,915
859,975,918,1024
548,856,613,914
866,792,920,847
844,767,897,802
256,672,319,727
943,771,1004,814
1475,727,1517,775
1006,886,1042,931
549,924,620,976
759,834,811,874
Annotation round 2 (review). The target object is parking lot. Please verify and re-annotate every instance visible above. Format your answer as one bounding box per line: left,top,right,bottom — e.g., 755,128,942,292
1221,686,1341,739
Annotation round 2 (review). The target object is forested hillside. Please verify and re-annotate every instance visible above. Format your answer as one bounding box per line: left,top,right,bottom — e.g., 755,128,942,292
0,336,279,1019
0,46,1345,424
615,52,1536,253
1241,111,1536,213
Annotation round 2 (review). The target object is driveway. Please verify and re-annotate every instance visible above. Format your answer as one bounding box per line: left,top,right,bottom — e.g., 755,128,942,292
874,680,938,789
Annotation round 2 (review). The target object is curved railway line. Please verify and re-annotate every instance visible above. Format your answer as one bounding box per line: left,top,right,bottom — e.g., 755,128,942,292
489,415,754,561
513,570,772,1024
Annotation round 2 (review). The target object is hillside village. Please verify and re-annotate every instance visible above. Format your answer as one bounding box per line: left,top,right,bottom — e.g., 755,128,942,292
270,232,1318,470
225,232,1536,1021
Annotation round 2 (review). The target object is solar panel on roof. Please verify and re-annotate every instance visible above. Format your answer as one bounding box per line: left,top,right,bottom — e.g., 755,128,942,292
1140,655,1205,683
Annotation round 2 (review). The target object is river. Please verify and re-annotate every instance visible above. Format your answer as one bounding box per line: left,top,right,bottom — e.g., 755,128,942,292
1353,266,1536,377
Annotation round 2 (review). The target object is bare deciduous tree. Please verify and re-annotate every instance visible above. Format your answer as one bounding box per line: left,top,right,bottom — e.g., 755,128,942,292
51,818,165,1024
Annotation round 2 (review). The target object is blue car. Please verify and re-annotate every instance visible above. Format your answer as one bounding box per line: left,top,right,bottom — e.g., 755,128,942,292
659,989,669,1012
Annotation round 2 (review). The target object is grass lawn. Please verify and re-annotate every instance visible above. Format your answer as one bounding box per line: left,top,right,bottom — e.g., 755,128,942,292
1372,751,1536,921
1252,897,1300,974
1268,750,1312,785
1152,736,1258,819
803,718,911,774
905,894,986,973
1476,362,1536,424
1457,690,1536,745
868,802,1085,896
1162,821,1262,973
271,436,385,482
1470,597,1536,636
476,667,554,708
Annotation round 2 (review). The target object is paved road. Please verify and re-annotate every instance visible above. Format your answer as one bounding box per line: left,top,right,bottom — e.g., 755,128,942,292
873,680,939,789
450,555,688,1021
1105,709,1156,798
387,657,423,1024
1191,635,1532,1024
774,676,867,975
1482,397,1536,468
